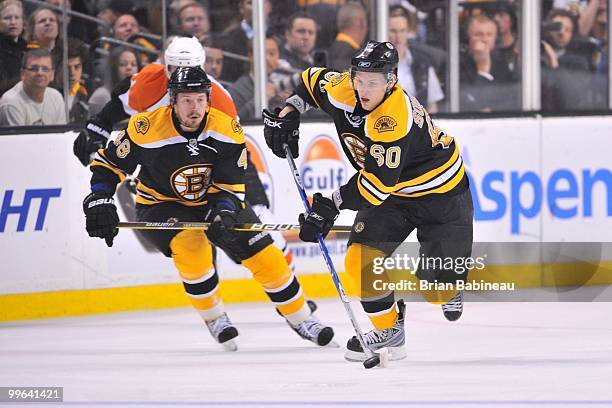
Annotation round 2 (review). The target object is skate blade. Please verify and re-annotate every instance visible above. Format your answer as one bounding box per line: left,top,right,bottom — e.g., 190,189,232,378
344,346,406,362
323,340,340,348
221,339,238,352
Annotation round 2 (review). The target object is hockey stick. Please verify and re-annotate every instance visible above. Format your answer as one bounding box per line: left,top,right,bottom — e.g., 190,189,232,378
283,144,380,369
117,221,353,232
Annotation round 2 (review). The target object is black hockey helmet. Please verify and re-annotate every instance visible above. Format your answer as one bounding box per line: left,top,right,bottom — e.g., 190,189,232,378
350,40,399,78
168,66,211,102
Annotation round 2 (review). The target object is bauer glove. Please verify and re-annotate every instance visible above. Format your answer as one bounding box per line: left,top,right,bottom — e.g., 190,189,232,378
73,121,109,166
83,192,119,247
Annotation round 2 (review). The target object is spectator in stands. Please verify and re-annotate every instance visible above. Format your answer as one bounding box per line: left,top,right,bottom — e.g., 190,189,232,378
26,7,59,52
278,11,318,72
219,0,271,82
177,2,209,43
459,14,519,112
96,0,134,37
57,42,89,123
0,48,66,125
327,2,368,72
0,0,27,95
204,43,224,81
88,46,140,114
544,9,592,71
228,35,287,120
388,6,444,113
541,8,595,111
112,14,157,65
493,2,520,78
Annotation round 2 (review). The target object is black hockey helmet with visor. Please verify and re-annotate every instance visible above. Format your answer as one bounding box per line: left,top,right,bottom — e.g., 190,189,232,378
350,40,399,83
168,66,211,103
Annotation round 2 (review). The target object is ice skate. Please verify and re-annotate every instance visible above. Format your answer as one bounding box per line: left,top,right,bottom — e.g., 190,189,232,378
205,312,239,351
441,291,463,322
345,300,406,362
289,314,335,346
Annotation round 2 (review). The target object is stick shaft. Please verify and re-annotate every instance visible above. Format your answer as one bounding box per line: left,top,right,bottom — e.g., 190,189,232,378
117,221,352,233
283,144,374,360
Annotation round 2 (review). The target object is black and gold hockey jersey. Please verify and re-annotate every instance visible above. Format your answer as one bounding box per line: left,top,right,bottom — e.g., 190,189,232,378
288,67,468,210
90,105,247,207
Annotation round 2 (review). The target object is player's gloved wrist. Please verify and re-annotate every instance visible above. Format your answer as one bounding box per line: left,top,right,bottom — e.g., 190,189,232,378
262,108,300,158
83,191,119,247
204,198,240,246
73,126,108,166
298,193,340,243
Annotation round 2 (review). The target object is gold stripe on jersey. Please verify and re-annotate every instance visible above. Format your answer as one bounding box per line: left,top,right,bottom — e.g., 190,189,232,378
364,88,413,143
127,107,178,146
396,144,460,189
301,67,325,108
357,173,385,206
204,106,244,145
212,183,245,193
90,151,128,181
393,161,465,198
324,73,357,112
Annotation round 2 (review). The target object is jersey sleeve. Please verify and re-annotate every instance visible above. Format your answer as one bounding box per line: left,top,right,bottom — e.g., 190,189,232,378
286,67,344,114
85,76,132,139
89,127,141,195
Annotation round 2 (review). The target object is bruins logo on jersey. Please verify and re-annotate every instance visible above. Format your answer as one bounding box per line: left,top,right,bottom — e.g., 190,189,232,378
231,119,244,135
373,116,397,133
170,164,213,201
340,132,367,168
134,116,150,135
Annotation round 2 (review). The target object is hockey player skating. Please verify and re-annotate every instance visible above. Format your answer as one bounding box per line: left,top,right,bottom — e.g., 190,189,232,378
82,66,334,350
263,41,474,362
73,37,295,269
74,38,312,312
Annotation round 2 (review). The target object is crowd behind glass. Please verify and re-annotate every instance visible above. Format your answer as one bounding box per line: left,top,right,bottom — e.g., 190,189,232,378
0,0,608,126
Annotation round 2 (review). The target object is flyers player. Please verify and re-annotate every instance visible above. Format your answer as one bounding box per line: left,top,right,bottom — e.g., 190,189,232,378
82,67,334,350
263,41,474,362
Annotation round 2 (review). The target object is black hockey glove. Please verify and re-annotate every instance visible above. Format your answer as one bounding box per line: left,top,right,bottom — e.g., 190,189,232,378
73,124,108,166
262,107,300,158
83,192,119,247
204,199,240,251
298,193,339,243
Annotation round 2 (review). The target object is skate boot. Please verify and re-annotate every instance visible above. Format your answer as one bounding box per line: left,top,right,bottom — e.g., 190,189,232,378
345,300,406,362
289,314,335,346
441,291,463,322
205,312,239,351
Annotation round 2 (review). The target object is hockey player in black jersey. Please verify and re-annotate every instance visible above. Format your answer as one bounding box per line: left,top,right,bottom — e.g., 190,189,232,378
263,41,474,362
83,66,334,350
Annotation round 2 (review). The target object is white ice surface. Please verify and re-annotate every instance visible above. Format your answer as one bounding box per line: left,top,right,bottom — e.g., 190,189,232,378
1,299,612,407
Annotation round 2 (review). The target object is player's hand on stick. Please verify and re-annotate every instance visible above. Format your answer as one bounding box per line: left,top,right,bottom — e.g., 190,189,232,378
298,193,339,242
83,192,119,247
262,107,300,158
204,200,239,248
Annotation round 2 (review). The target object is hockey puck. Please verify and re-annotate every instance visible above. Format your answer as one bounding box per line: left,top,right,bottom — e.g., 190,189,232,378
363,355,380,369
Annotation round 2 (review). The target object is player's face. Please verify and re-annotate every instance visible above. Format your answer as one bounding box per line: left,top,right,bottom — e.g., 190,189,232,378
174,92,208,130
351,71,392,111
